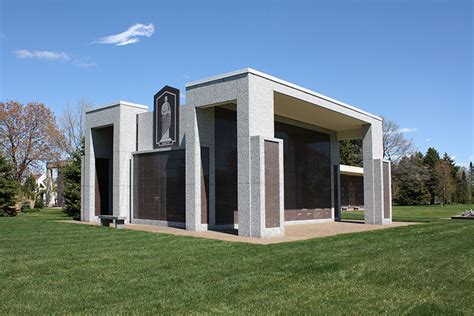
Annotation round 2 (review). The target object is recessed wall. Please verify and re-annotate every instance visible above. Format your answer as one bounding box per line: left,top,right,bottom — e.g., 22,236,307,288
214,107,238,225
133,150,186,223
275,121,332,213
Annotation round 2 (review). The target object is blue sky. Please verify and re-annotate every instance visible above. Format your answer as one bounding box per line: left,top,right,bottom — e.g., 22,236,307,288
1,0,472,166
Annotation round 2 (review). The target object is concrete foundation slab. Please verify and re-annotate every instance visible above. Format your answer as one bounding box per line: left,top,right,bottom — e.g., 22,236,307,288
59,220,418,245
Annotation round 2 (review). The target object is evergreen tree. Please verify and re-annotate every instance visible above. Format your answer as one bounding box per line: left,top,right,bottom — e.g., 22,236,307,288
393,152,431,205
21,175,36,201
458,170,470,204
0,155,18,216
442,153,459,175
423,147,440,204
339,139,362,167
62,143,83,219
470,162,473,203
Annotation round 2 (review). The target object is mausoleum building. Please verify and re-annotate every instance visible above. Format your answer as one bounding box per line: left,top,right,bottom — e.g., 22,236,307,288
81,68,392,238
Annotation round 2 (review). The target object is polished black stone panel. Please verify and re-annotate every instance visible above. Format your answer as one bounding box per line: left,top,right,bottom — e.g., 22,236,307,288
133,150,185,222
214,108,238,225
333,165,340,219
340,174,364,207
275,121,331,210
153,86,180,148
201,147,210,224
95,158,111,216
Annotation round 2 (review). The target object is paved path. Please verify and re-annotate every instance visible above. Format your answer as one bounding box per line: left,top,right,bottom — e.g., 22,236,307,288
60,220,418,244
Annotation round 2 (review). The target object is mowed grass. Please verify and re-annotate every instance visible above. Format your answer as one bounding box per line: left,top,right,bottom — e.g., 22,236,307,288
1,208,473,314
342,204,474,222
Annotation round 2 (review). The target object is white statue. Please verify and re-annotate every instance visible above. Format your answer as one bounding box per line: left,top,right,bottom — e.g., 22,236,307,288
160,95,172,144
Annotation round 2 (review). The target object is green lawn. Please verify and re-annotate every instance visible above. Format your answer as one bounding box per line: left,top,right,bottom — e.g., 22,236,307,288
1,208,473,314
342,204,474,222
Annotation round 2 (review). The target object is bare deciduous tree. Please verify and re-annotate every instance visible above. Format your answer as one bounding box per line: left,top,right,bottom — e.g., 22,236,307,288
434,160,455,206
0,101,65,183
59,99,90,155
382,118,414,163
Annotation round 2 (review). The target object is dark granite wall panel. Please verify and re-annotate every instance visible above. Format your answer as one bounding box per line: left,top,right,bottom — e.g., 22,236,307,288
264,140,280,228
95,158,111,216
383,161,391,218
340,175,364,207
275,121,331,211
333,165,340,219
133,150,185,222
201,147,210,224
214,108,238,225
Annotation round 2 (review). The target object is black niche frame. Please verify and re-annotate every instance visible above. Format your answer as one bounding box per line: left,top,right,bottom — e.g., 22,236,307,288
153,86,180,149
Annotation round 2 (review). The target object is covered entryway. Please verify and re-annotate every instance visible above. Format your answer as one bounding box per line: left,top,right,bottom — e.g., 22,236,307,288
185,68,392,238
81,101,149,223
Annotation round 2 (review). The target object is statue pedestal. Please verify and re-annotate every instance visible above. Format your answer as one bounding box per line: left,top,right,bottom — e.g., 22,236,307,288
158,138,173,146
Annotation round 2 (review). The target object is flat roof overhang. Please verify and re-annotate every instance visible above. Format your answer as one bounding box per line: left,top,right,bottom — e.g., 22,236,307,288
274,92,367,132
186,68,382,139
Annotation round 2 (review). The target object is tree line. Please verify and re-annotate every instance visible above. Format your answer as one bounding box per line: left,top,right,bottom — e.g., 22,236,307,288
393,149,471,205
340,118,473,206
1,100,472,217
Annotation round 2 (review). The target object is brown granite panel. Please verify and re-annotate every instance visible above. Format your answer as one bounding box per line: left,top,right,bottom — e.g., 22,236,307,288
214,108,237,225
383,161,391,219
265,140,280,228
284,209,332,221
314,209,331,219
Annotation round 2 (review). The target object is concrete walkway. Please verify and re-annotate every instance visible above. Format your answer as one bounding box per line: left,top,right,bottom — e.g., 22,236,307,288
60,220,417,245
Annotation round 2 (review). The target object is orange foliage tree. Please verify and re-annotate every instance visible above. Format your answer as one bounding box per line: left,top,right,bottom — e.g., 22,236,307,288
0,101,65,183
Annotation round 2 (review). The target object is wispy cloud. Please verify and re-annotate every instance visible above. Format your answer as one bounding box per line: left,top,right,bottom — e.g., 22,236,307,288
397,128,417,133
14,49,70,61
94,23,154,46
425,138,431,142
73,57,97,68
384,127,417,136
14,49,97,68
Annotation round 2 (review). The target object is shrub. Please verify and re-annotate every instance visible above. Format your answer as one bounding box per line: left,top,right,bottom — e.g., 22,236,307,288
34,197,45,209
21,200,31,212
22,207,40,213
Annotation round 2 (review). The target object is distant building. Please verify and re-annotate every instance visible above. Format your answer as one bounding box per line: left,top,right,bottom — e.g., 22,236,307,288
34,173,47,203
45,161,68,207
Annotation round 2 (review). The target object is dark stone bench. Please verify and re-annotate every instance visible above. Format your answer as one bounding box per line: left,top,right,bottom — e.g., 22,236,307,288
98,215,126,229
